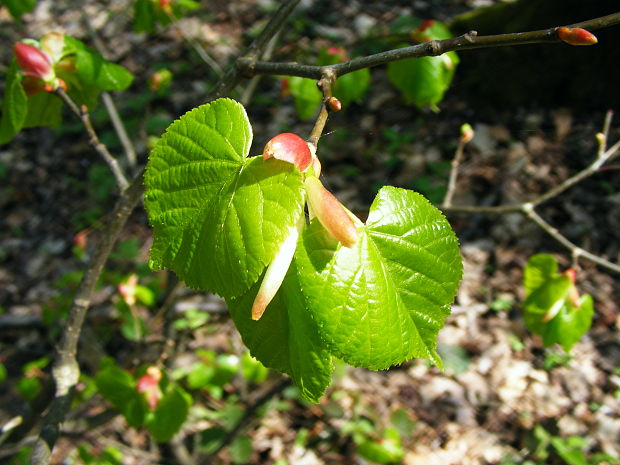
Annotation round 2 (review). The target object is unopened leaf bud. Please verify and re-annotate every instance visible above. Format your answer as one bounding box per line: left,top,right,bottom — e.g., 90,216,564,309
460,123,474,143
137,366,162,410
556,27,598,46
14,42,54,82
263,133,313,172
325,96,342,112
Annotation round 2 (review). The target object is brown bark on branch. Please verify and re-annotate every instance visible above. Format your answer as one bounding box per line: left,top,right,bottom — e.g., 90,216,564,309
29,170,144,465
238,12,620,80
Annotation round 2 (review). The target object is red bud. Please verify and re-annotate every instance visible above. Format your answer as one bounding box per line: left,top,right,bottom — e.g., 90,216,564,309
137,366,162,410
556,27,598,46
14,43,54,81
304,176,358,248
325,96,341,112
419,19,436,32
263,133,313,172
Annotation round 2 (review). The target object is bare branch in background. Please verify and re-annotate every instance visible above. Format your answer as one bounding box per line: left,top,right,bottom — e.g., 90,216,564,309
443,114,620,275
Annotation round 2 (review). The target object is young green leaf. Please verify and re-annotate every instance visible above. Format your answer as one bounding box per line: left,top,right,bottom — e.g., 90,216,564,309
522,254,594,352
0,62,28,144
296,186,462,370
387,53,459,111
2,0,37,20
145,385,191,442
145,98,305,299
387,20,459,110
227,261,334,403
288,76,322,120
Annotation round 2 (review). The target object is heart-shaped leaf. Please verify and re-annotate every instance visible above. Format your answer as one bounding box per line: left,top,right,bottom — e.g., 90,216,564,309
227,261,334,403
296,186,462,370
145,98,305,298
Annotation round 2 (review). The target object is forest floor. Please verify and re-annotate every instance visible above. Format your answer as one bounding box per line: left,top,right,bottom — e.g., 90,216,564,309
1,1,619,464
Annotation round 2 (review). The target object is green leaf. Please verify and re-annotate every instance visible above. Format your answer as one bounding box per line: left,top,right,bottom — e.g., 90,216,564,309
145,98,305,299
0,62,28,144
357,428,404,464
58,36,133,107
296,186,462,370
23,91,62,128
1,0,37,20
146,385,191,442
522,254,594,352
387,52,458,111
134,0,156,33
230,436,253,464
95,366,135,409
335,68,370,107
95,365,145,427
288,76,322,120
524,253,558,296
74,48,133,91
228,261,334,403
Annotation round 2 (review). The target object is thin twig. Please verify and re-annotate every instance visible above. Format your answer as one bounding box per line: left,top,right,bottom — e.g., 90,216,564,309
83,13,138,167
209,0,302,99
523,204,620,274
54,88,129,191
29,171,144,465
443,133,469,208
102,92,138,168
167,11,223,76
444,119,620,275
240,32,281,106
239,12,620,80
307,69,337,148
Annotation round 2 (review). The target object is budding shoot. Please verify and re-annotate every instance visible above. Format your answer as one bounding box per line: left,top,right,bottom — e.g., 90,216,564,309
263,132,313,172
556,27,598,46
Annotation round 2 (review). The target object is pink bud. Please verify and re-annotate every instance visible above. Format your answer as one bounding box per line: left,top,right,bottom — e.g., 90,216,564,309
118,274,139,306
304,176,358,248
263,133,313,172
137,366,162,410
556,27,597,46
73,230,89,252
14,43,54,81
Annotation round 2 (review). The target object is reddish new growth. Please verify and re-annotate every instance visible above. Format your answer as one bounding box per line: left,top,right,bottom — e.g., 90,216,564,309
305,176,358,248
262,133,313,172
556,27,598,46
325,96,342,112
14,43,54,81
137,366,162,410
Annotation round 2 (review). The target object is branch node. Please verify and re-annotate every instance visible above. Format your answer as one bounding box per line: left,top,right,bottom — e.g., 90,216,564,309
465,31,478,42
429,40,442,56
237,57,256,77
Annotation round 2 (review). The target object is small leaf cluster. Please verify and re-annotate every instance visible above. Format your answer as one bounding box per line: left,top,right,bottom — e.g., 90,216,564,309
0,33,133,144
144,98,463,402
95,360,191,442
522,254,593,352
